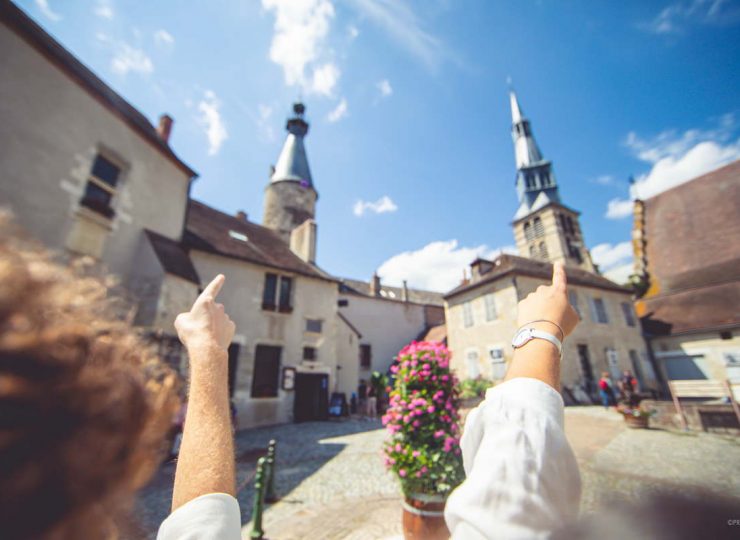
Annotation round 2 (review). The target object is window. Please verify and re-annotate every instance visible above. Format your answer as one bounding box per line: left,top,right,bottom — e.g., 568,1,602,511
303,346,317,361
466,350,480,379
484,293,497,321
524,221,534,241
252,345,281,398
463,301,474,328
566,216,575,235
621,302,636,327
533,217,544,238
279,276,293,312
306,319,323,333
591,297,609,324
569,290,581,319
529,245,537,258
539,242,549,260
605,348,620,381
488,347,506,379
80,154,121,218
360,344,372,368
262,273,293,312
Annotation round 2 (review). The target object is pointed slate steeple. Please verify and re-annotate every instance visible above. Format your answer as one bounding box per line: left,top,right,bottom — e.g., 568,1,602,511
270,102,315,189
510,90,560,215
263,102,318,244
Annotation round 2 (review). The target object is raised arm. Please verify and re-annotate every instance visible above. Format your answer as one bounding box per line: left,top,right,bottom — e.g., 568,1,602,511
171,274,236,510
445,263,581,539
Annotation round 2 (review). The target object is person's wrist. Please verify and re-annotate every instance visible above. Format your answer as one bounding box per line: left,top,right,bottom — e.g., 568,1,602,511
513,336,561,360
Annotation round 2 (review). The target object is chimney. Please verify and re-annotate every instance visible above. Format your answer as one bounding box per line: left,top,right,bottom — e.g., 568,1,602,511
370,272,381,297
157,114,173,143
236,210,248,222
289,219,317,264
402,280,409,302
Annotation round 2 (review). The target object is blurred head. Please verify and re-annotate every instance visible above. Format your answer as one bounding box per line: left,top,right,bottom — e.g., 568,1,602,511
0,215,178,539
601,371,609,378
623,370,632,377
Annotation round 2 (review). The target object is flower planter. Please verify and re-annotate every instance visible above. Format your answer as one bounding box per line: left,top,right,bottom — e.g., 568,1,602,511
624,414,649,429
402,493,449,540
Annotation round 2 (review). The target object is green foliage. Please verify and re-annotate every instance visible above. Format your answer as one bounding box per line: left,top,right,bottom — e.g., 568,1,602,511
457,377,495,400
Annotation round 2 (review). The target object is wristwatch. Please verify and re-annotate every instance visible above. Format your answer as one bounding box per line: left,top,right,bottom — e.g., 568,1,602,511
511,327,562,356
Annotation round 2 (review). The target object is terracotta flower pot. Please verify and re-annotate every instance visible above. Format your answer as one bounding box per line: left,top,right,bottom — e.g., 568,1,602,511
624,414,649,429
402,493,449,540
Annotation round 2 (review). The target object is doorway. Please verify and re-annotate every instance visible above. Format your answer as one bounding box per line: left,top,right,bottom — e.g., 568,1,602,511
294,372,329,422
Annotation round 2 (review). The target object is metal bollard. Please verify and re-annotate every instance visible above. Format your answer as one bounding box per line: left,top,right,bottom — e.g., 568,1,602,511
250,457,267,540
265,439,278,503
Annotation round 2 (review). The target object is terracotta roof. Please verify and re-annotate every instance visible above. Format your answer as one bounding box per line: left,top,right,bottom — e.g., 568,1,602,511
0,1,197,178
144,230,200,285
444,254,630,299
418,324,447,344
640,281,740,336
183,200,335,282
339,278,445,306
637,160,740,335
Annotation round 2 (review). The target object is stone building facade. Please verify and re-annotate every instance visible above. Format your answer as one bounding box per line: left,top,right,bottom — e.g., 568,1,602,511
632,160,740,397
0,3,435,428
445,91,653,401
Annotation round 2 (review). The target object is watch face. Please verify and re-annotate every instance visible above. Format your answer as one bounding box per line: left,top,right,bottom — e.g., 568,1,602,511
512,328,532,348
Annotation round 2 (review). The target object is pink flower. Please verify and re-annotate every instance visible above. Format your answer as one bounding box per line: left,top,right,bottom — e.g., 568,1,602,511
421,466,428,473
399,469,407,477
415,471,422,478
434,430,445,439
395,443,402,452
412,450,421,458
427,406,435,413
413,420,420,428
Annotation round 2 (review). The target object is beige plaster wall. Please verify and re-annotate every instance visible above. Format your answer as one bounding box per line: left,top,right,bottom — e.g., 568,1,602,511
189,251,340,428
338,294,428,381
0,24,191,282
335,319,360,397
446,275,652,393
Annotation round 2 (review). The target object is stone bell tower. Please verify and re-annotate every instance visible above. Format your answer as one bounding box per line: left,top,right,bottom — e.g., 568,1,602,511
263,102,318,245
508,90,595,272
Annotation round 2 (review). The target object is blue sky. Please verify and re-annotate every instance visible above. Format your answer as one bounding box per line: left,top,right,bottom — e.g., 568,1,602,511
22,0,740,290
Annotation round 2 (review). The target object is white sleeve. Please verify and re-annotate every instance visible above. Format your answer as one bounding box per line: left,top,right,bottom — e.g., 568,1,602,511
156,493,242,540
444,378,581,540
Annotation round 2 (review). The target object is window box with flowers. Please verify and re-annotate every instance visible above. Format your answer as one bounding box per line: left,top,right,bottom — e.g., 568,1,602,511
382,341,465,540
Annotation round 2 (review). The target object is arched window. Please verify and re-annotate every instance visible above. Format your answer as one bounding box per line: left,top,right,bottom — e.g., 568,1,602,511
533,217,544,238
566,216,576,235
529,244,537,258
539,242,549,261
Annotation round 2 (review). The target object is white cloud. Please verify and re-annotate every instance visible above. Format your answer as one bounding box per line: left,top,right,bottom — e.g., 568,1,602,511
94,0,114,20
154,29,175,47
35,0,61,21
378,240,517,292
197,90,228,156
327,98,348,123
110,43,153,75
310,62,340,96
349,0,449,71
348,24,360,39
591,241,633,272
377,79,393,97
353,195,397,216
642,0,740,34
262,0,338,95
589,174,622,187
606,114,740,219
605,198,634,219
256,103,275,141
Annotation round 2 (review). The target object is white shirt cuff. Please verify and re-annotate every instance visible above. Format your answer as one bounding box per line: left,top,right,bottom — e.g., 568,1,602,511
157,493,241,540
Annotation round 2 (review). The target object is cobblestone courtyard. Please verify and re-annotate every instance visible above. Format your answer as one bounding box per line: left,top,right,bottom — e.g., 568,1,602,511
133,408,740,539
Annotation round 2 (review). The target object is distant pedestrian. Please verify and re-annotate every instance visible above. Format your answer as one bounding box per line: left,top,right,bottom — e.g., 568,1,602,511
366,385,377,419
619,370,639,406
598,371,616,409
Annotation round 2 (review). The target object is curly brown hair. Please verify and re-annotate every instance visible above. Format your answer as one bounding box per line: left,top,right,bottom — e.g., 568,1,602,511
0,214,179,539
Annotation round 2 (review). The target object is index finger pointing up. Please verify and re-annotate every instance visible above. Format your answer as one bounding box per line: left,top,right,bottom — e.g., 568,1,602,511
552,262,567,292
200,274,225,301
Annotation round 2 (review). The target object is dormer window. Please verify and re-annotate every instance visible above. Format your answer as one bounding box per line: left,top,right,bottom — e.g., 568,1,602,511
80,154,121,218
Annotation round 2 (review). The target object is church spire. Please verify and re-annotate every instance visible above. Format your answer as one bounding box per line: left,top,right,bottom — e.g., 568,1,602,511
270,102,315,190
510,90,560,218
